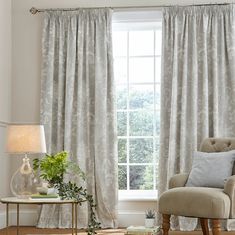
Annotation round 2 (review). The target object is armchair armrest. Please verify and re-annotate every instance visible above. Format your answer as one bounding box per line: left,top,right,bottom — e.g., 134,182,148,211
224,175,235,218
169,173,189,189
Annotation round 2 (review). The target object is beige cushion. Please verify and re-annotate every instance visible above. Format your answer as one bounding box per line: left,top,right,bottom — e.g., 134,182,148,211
158,187,230,219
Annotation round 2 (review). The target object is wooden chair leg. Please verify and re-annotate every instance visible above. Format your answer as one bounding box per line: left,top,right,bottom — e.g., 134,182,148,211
162,214,171,235
200,218,209,235
212,219,221,235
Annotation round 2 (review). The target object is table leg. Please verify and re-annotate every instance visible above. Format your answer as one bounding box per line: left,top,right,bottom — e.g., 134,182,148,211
17,204,19,235
72,203,74,235
75,203,78,235
6,203,9,235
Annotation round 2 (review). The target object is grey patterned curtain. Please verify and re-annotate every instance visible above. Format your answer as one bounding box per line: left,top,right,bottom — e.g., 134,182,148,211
159,5,235,230
38,9,118,228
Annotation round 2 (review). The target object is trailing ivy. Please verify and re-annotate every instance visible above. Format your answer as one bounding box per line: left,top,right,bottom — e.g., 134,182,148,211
33,151,101,235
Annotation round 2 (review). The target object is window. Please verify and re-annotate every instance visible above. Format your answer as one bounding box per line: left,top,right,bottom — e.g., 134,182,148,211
113,14,162,199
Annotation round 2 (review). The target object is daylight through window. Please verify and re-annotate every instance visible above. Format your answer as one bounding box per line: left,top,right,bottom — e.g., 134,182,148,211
113,21,162,198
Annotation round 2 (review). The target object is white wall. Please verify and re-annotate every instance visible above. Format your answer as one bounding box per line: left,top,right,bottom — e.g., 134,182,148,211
0,0,12,204
10,0,235,228
0,0,12,227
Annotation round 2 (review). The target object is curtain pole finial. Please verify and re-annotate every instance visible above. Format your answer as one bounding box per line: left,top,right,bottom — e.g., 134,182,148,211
30,7,39,15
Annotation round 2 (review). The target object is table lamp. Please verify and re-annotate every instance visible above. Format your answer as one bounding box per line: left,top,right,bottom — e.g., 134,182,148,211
6,125,47,198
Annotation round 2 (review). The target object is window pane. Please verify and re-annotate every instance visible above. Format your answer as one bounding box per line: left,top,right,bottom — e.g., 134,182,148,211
113,31,127,57
129,85,154,110
129,58,154,83
155,30,162,56
116,85,127,109
118,165,127,190
155,57,161,83
114,58,127,84
114,25,162,192
117,112,127,136
118,139,127,163
129,111,154,136
129,31,154,56
130,165,153,190
129,138,153,163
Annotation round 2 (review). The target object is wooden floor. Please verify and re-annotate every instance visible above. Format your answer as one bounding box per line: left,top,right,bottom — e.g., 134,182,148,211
0,227,72,235
2,227,235,235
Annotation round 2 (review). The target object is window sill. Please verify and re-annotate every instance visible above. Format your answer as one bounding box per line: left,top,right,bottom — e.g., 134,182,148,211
119,197,158,202
118,190,158,202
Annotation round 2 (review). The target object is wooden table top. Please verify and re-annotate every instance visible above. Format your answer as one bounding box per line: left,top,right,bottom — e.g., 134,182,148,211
0,197,75,204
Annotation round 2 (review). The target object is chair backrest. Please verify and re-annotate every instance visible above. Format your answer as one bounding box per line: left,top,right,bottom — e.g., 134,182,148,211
200,138,235,152
200,138,235,175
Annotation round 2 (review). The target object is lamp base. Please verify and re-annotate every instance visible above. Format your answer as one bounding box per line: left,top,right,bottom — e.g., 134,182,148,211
10,155,35,198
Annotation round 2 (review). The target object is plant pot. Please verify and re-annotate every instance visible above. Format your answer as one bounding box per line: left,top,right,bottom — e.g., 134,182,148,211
36,186,48,195
47,187,57,195
36,186,57,195
145,218,155,228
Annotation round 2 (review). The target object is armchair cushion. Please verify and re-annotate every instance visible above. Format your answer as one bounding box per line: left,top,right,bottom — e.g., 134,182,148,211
185,151,235,188
158,187,230,219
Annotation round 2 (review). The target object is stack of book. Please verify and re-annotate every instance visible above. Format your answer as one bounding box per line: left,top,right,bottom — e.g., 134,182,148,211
126,226,160,235
30,194,60,200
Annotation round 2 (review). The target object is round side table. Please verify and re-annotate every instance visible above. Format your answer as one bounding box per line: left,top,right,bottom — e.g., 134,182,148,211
0,197,79,235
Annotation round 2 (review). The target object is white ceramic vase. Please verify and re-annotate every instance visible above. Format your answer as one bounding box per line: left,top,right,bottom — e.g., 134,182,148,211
47,187,57,195
145,218,155,228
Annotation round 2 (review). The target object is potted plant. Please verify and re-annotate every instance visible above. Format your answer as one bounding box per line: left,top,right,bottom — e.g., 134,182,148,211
145,209,155,228
33,151,100,235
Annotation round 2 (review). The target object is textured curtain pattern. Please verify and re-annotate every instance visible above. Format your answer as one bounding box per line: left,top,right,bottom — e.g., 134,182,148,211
159,5,235,230
38,9,118,229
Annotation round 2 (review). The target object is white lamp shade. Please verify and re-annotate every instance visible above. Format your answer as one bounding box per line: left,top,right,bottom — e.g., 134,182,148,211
6,125,47,154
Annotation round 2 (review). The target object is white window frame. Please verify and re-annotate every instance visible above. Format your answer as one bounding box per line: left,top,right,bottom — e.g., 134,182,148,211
113,11,162,200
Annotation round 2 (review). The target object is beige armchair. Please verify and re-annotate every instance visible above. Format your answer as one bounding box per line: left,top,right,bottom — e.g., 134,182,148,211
158,138,235,235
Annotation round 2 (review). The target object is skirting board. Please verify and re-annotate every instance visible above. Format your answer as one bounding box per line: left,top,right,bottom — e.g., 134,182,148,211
118,211,145,227
0,212,6,229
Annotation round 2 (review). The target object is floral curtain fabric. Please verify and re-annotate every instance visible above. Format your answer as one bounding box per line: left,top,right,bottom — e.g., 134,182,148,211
159,5,235,230
38,9,118,228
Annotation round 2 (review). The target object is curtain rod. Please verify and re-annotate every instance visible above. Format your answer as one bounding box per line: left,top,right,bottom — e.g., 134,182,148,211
30,3,232,14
